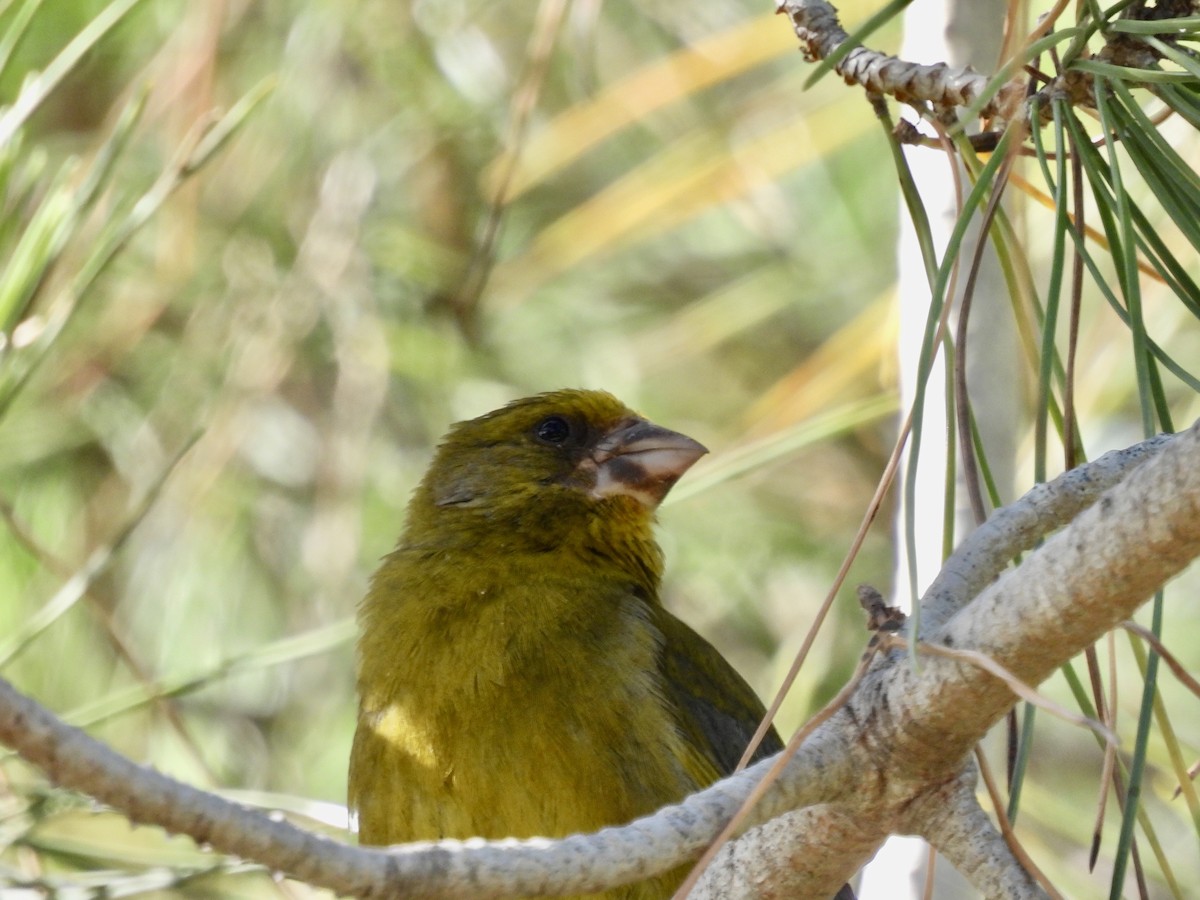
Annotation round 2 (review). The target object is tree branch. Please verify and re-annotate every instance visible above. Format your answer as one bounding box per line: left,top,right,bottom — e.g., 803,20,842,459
919,433,1174,633
778,0,1024,121
2,420,1197,898
913,766,1046,899
690,421,1198,897
0,672,850,898
777,0,1184,131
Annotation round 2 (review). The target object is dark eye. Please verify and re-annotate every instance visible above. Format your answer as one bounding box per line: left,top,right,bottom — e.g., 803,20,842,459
534,415,571,445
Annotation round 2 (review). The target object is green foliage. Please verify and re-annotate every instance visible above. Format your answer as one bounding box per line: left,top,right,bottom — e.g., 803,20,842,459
881,1,1200,895
0,0,895,893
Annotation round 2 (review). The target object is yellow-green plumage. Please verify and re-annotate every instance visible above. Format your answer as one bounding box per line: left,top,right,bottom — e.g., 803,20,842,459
349,390,784,899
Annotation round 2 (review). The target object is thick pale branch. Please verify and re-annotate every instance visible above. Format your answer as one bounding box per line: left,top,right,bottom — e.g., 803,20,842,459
0,677,378,895
0,674,848,899
920,433,1173,632
928,421,1200,742
912,767,1046,899
690,804,881,899
692,420,1199,897
868,422,1199,773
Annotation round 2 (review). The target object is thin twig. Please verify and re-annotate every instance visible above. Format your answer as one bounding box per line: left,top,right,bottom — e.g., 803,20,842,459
451,0,568,337
974,746,1065,900
0,495,214,782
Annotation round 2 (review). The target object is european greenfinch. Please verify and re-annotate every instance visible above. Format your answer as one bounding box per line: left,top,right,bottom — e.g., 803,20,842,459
349,389,852,899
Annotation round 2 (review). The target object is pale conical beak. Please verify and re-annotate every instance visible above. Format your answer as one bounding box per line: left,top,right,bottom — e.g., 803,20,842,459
589,418,708,508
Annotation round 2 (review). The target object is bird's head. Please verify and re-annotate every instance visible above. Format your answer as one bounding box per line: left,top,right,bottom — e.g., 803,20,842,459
403,390,707,546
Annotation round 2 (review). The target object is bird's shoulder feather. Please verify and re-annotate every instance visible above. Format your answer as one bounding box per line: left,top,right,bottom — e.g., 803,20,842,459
655,607,782,783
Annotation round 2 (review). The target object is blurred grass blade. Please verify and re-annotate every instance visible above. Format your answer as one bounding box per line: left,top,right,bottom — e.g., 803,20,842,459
0,160,77,333
0,87,149,336
745,292,895,429
637,264,820,372
484,13,796,200
667,393,897,504
62,618,356,731
0,0,43,84
0,0,150,146
183,76,276,175
0,434,196,667
0,137,45,245
0,543,117,668
0,81,270,416
71,83,151,219
498,98,874,296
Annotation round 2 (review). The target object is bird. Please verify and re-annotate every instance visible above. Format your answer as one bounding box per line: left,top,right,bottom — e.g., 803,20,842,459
349,389,854,899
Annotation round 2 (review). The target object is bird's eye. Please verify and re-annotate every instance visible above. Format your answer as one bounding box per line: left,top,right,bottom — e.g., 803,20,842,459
534,415,572,445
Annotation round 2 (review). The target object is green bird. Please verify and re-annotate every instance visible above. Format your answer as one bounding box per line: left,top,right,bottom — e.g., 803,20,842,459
350,389,853,899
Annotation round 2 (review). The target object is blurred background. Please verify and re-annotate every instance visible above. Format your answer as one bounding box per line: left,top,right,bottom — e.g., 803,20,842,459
0,0,897,893
1,0,1198,897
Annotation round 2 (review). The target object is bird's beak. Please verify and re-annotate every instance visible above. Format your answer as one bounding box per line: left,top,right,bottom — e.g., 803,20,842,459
590,418,708,508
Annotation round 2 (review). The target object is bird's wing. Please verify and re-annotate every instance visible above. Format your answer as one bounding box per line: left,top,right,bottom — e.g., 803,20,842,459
656,609,783,784
659,611,858,900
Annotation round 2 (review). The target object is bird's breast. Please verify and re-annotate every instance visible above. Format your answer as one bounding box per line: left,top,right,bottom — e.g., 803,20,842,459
351,566,695,844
